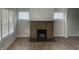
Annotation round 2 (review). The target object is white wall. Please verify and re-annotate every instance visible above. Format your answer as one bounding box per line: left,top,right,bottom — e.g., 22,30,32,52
16,21,30,37
54,8,67,37
67,8,79,36
0,9,17,49
30,8,54,21
16,8,30,37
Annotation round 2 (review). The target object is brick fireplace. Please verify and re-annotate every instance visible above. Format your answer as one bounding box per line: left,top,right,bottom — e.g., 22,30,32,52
30,21,54,41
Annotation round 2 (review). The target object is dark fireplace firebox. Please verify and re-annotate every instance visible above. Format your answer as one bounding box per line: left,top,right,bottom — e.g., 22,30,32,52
37,29,47,41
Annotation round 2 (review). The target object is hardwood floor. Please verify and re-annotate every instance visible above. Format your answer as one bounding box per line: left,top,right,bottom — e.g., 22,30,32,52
8,37,79,50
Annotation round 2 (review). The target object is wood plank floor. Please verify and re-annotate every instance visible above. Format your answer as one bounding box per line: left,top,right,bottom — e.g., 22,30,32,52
8,37,79,50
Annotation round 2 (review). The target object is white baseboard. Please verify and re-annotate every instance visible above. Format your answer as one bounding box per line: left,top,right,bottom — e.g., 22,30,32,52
16,35,30,38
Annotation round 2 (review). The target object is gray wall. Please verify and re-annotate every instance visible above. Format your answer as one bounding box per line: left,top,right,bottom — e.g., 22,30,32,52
16,8,68,37
0,9,17,49
16,8,54,37
30,8,54,21
67,8,79,36
16,8,30,37
54,8,67,37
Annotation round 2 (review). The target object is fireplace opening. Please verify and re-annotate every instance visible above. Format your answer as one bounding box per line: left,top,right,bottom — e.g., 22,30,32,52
37,29,47,41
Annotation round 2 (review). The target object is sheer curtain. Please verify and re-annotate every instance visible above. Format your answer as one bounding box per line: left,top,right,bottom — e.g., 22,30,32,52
2,9,8,38
9,10,14,34
0,9,1,40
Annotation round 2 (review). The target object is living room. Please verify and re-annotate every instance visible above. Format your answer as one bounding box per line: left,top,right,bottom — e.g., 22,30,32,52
0,8,79,50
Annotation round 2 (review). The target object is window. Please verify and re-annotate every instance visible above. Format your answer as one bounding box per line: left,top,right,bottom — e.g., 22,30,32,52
0,13,1,40
18,12,29,20
2,9,8,38
0,9,15,39
9,10,14,34
54,12,64,20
